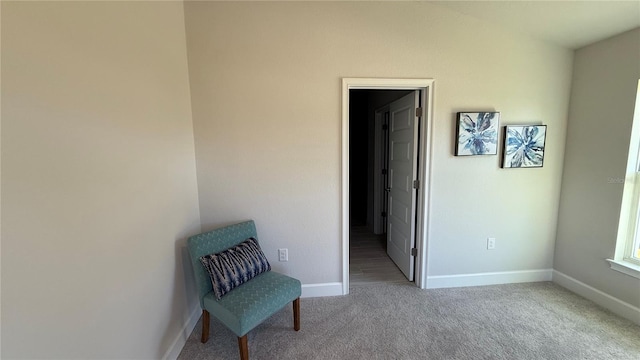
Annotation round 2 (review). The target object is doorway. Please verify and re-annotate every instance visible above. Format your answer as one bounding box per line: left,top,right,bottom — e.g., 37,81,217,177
341,78,434,294
349,89,413,286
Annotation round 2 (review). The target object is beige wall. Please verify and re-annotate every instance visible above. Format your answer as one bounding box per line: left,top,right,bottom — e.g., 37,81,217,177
555,28,640,307
0,2,3,355
184,2,573,284
1,2,201,358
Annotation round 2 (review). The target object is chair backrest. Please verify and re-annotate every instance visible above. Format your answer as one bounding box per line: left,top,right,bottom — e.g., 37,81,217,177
187,220,258,308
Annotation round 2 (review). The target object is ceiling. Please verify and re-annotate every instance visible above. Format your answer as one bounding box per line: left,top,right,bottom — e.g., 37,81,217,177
431,0,640,49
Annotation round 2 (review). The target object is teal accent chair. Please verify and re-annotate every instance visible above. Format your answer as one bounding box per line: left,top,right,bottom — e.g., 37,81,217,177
187,220,301,360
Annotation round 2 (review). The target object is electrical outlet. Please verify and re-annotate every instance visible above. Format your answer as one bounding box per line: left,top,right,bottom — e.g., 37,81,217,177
487,238,496,250
278,248,288,262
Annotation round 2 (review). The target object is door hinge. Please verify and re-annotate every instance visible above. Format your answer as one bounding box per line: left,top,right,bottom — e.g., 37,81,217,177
381,211,387,217
415,107,423,117
411,248,418,256
413,180,420,190
382,169,388,175
382,124,389,130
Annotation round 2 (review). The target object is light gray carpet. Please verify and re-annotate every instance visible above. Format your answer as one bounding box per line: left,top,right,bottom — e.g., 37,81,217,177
177,282,640,359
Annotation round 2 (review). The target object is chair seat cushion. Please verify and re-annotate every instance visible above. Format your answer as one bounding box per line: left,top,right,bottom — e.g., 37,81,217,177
203,271,302,336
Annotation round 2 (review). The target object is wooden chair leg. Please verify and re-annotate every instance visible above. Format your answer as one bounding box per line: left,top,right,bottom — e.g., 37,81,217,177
238,335,249,360
201,310,210,343
293,297,300,331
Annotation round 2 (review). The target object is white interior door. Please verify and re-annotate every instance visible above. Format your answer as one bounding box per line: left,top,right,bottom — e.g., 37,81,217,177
386,91,419,281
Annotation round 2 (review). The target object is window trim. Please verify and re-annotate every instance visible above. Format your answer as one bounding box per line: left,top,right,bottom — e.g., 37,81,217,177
607,259,640,279
609,80,640,279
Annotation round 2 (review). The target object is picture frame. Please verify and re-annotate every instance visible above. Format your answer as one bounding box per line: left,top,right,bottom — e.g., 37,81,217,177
455,112,500,156
502,125,547,168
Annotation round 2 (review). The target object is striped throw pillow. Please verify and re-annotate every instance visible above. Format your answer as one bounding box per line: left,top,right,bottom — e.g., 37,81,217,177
199,237,271,299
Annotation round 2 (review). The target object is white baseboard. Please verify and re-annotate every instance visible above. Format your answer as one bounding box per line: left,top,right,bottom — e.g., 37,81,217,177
301,282,343,298
162,306,201,360
426,269,553,289
552,270,640,325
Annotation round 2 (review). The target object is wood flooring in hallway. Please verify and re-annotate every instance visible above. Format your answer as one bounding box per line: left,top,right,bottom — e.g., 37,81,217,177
349,226,408,286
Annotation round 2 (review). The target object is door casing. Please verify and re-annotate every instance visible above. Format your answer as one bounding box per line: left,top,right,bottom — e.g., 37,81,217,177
341,78,434,294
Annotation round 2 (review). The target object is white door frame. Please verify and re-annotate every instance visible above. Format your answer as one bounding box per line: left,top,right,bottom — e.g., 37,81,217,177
341,78,435,294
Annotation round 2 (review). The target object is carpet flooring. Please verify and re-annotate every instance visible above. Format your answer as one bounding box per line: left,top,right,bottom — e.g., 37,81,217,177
177,282,640,359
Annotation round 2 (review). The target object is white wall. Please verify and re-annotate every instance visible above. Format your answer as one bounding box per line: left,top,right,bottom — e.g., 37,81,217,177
1,2,201,358
555,28,640,308
184,2,573,286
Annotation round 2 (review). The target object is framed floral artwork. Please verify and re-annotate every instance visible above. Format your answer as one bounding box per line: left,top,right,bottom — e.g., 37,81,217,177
502,125,547,168
455,112,500,156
